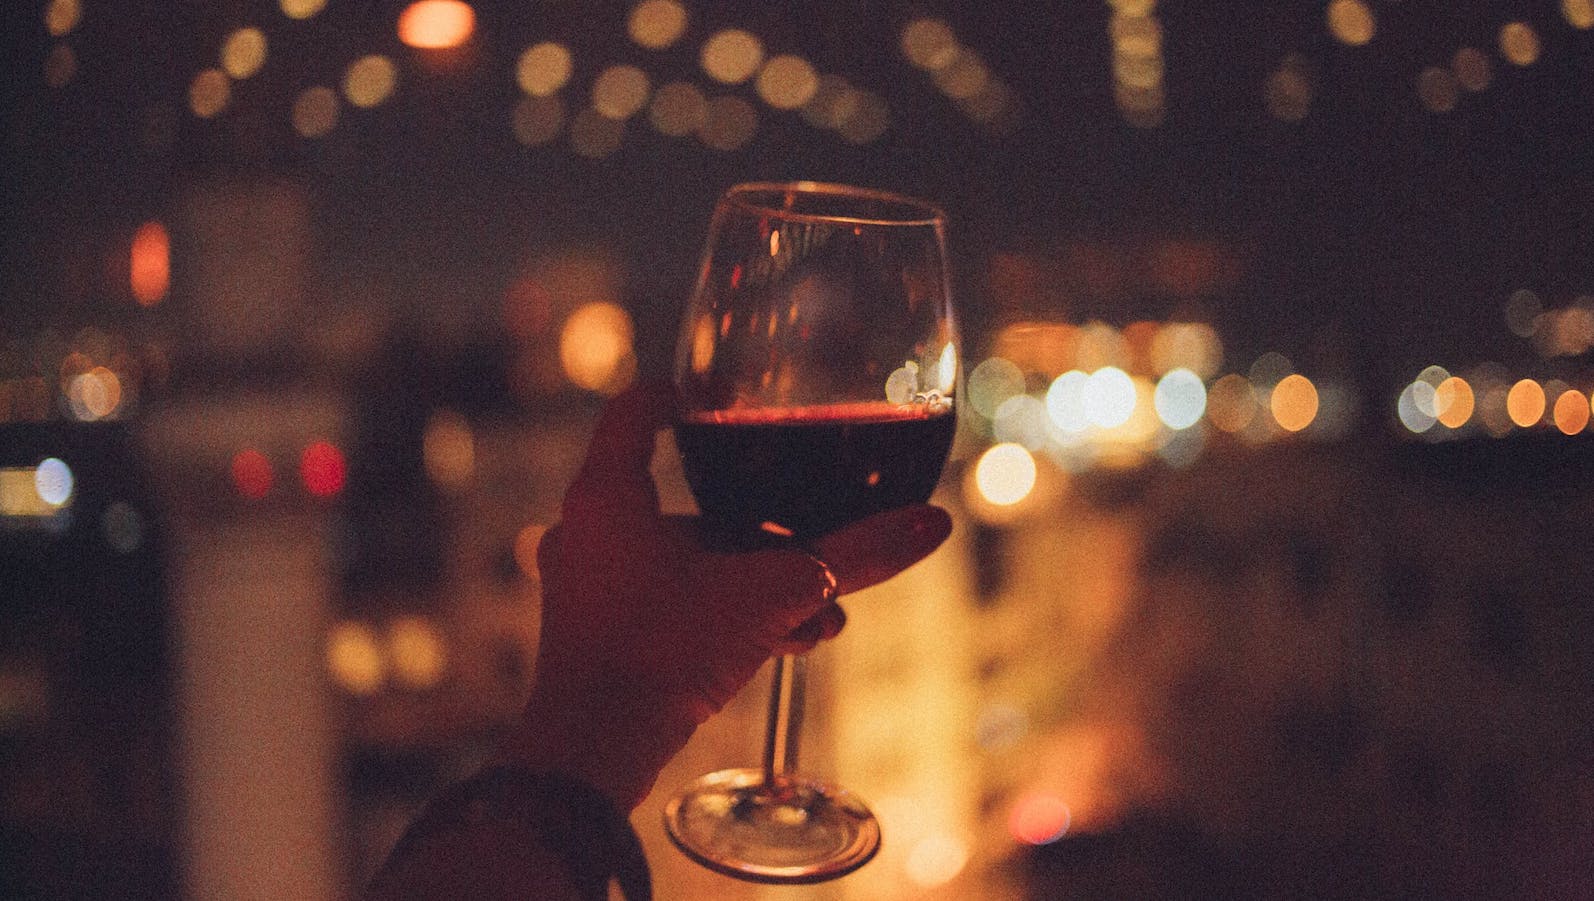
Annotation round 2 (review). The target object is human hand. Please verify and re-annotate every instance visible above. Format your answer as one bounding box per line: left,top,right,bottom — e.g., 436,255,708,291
500,382,953,809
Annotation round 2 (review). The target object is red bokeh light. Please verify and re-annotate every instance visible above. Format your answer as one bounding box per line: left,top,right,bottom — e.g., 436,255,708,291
231,449,273,500
300,440,346,498
1009,793,1071,845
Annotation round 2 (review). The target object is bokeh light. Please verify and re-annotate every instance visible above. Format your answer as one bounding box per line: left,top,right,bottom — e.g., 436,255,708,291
44,45,76,88
517,42,573,96
1452,47,1491,92
45,0,81,36
935,50,991,100
1270,374,1319,432
902,18,959,70
697,96,758,151
1504,288,1542,337
222,28,268,80
512,95,565,146
343,55,398,108
560,302,636,393
974,443,1036,507
1553,390,1589,435
1499,22,1541,66
189,69,232,118
905,834,969,888
970,357,1026,418
326,621,384,695
1265,63,1312,122
1417,67,1459,113
1326,0,1376,46
1567,0,1594,29
300,440,347,497
835,90,890,144
755,55,819,110
280,0,327,20
67,367,121,421
649,81,708,136
569,107,626,158
700,29,764,84
800,75,858,129
1154,368,1207,429
1434,377,1475,428
994,394,1050,450
1206,374,1257,433
1045,370,1090,433
231,449,273,500
398,0,475,50
628,0,688,49
1010,793,1072,845
1083,367,1136,428
387,616,447,690
292,86,339,138
1506,379,1546,427
593,65,651,120
423,409,474,488
1398,382,1436,434
34,458,73,507
130,220,170,306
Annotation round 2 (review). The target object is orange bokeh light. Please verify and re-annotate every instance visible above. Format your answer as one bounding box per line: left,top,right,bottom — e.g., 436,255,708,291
1010,793,1072,845
1506,379,1546,427
300,440,347,497
1552,389,1590,435
131,220,170,306
398,0,474,49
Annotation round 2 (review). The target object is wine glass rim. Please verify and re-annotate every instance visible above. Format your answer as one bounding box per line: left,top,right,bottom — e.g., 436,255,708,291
721,181,946,227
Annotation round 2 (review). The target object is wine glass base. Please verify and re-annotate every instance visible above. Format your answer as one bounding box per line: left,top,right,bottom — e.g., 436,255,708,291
663,767,881,884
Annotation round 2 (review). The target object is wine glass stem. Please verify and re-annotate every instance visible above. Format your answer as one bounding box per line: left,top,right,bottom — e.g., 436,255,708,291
762,654,805,790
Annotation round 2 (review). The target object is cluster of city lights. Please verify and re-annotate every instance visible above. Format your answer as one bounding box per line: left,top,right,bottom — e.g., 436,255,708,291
1397,365,1594,437
326,615,449,696
900,17,1019,131
1108,0,1166,127
228,440,346,501
0,327,156,426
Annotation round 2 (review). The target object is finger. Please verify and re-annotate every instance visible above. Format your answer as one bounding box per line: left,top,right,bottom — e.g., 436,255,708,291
563,380,677,522
771,602,847,656
811,504,952,596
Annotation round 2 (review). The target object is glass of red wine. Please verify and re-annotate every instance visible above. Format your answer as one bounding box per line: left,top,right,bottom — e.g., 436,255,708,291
662,182,957,883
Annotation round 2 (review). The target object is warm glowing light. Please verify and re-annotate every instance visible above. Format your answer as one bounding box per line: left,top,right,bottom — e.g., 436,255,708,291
512,96,564,146
398,0,475,50
1265,65,1312,122
292,86,339,138
1154,368,1207,429
994,395,1049,450
517,42,573,97
1206,374,1257,433
649,81,707,136
700,29,764,84
885,362,919,405
327,621,384,695
974,443,1037,506
1149,322,1223,379
934,50,990,100
34,458,73,507
1506,379,1546,427
902,18,959,70
1504,289,1542,338
222,28,268,79
1270,373,1319,432
1046,370,1090,433
1326,0,1376,46
593,65,651,120
628,0,688,49
300,440,346,497
280,0,327,20
1567,0,1594,29
343,55,398,108
513,524,547,580
937,343,958,394
44,45,76,88
569,107,626,158
189,69,232,118
45,0,81,36
800,75,859,129
388,616,447,690
1434,377,1475,428
1452,47,1491,92
1417,67,1459,113
423,409,474,488
697,95,757,151
1478,384,1514,436
970,357,1026,418
836,90,890,144
755,55,819,110
231,449,273,500
1553,390,1589,435
68,368,121,421
1010,794,1072,845
130,220,170,306
560,302,636,393
1499,22,1541,66
905,834,969,888
1083,367,1135,428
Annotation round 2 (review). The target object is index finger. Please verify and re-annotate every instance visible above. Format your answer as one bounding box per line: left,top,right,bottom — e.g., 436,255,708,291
563,380,678,522
811,503,953,596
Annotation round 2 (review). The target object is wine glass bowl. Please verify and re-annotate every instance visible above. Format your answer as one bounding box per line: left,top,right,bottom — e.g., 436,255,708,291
664,181,957,884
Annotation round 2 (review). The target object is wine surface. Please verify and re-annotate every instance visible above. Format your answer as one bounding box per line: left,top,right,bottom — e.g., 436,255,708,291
675,402,955,541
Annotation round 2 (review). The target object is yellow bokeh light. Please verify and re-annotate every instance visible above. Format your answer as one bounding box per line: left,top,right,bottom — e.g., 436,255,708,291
512,95,565,146
513,524,547,580
569,107,625,158
44,44,77,88
1553,390,1590,435
560,302,636,393
222,28,268,79
397,0,475,50
934,50,991,100
388,616,447,690
700,29,764,84
189,69,232,119
1506,379,1546,427
1326,0,1376,46
905,834,970,889
698,95,758,151
836,90,889,144
1417,67,1459,114
649,81,708,136
1206,373,1256,433
901,18,959,71
1434,376,1475,428
800,74,858,129
1452,47,1491,92
280,0,327,20
755,55,819,110
68,368,121,421
423,409,474,488
1270,373,1318,432
327,621,384,695
130,220,170,306
593,65,651,120
45,0,81,36
1265,66,1312,122
343,55,398,108
517,42,573,97
974,443,1037,507
292,86,339,138
1499,22,1541,66
1567,0,1594,29
628,0,688,49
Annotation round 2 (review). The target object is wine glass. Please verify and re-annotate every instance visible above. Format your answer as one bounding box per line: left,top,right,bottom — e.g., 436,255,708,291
662,182,958,883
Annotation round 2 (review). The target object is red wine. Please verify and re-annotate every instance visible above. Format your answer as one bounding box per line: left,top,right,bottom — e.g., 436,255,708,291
675,402,955,541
